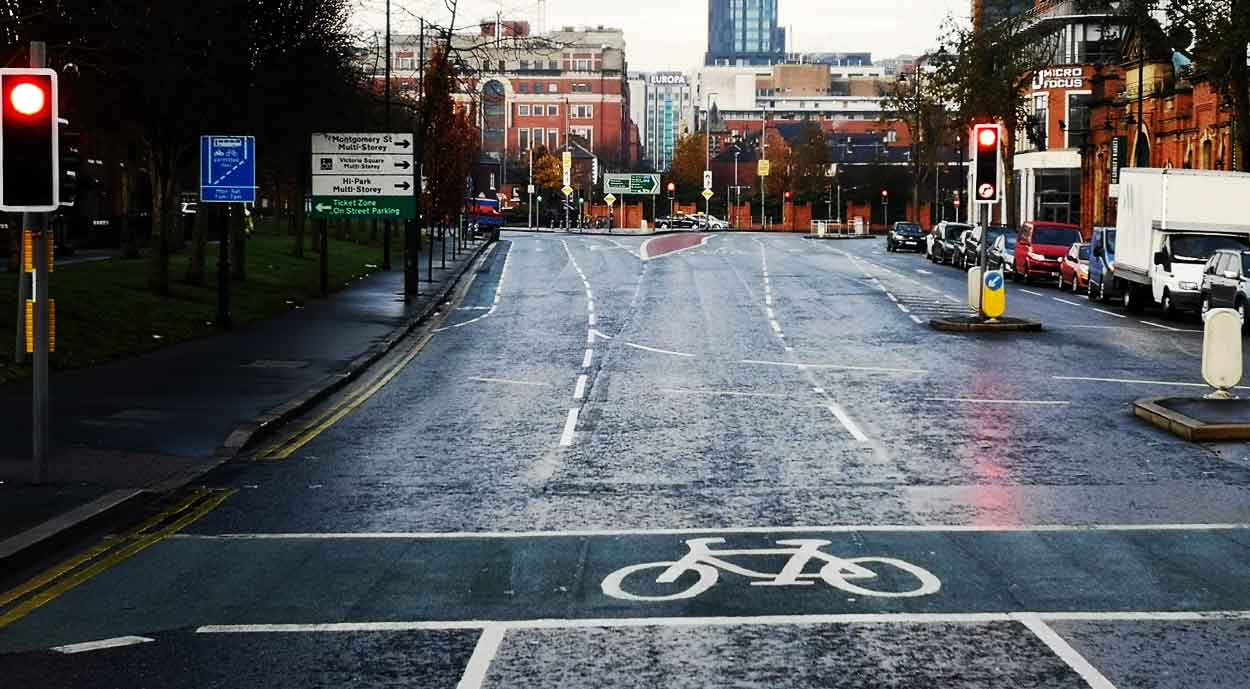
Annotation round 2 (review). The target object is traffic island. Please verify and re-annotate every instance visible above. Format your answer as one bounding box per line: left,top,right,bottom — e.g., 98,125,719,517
929,316,1043,333
1133,397,1250,442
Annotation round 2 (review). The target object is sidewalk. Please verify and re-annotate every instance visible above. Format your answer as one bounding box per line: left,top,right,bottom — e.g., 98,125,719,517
0,233,493,566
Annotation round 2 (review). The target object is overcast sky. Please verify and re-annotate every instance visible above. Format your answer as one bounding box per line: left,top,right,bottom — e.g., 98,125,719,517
353,0,971,71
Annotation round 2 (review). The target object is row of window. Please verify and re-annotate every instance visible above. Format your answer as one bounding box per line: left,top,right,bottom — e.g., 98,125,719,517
516,104,594,118
516,82,594,94
516,127,595,151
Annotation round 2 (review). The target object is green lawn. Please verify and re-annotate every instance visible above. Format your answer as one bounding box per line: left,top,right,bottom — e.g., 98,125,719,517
0,234,394,385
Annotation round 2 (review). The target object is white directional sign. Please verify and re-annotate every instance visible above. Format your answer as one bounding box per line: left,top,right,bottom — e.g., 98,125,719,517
703,170,713,190
312,174,414,197
311,132,413,155
311,132,415,219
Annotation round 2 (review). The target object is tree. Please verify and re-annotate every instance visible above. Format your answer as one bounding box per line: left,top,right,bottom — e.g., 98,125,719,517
934,2,1062,225
762,129,793,199
792,122,831,200
883,61,954,224
531,146,563,192
668,132,707,202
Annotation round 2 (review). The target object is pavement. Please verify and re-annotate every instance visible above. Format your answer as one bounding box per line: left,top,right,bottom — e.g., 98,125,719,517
0,232,490,568
4,231,1250,687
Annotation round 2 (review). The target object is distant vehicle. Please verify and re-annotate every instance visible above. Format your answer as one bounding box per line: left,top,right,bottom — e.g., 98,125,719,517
1058,243,1091,293
886,222,924,252
988,232,1018,276
1114,168,1250,316
466,197,503,239
928,222,971,264
1200,249,1250,330
1087,226,1118,303
958,224,1014,270
700,215,729,230
1013,221,1082,284
655,215,699,230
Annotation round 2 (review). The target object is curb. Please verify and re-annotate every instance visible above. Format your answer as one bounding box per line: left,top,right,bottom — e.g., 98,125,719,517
503,228,686,238
802,235,876,241
929,317,1044,333
0,239,496,573
1133,397,1250,442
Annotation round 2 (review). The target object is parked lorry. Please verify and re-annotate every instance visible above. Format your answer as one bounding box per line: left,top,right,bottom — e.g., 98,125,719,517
1113,168,1250,316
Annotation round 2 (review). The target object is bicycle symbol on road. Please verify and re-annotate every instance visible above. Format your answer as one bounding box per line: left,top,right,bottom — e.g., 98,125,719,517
601,538,942,602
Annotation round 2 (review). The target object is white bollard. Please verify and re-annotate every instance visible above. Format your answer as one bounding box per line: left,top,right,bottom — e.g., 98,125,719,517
967,267,983,312
1203,308,1243,399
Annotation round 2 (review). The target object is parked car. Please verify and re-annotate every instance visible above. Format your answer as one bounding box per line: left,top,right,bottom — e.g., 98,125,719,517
886,222,924,252
957,224,1015,270
929,221,971,265
1200,249,1250,330
655,215,699,230
988,232,1018,276
704,216,729,230
1087,226,1118,303
1058,243,1091,292
1013,221,1083,284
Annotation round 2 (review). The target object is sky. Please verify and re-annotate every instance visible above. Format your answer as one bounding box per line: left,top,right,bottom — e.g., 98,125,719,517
353,0,970,72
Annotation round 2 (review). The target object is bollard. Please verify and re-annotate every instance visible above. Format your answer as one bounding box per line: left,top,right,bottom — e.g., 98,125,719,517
967,267,982,313
1202,308,1243,399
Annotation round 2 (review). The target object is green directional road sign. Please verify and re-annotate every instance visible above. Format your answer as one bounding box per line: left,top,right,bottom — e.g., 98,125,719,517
311,196,415,219
604,173,660,195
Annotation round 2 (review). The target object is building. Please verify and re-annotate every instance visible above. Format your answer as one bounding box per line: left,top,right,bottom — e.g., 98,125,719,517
632,72,695,171
972,0,1035,31
706,0,787,67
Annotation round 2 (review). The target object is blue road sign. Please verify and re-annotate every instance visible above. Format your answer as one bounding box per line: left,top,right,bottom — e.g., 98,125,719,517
200,135,256,203
985,271,1004,291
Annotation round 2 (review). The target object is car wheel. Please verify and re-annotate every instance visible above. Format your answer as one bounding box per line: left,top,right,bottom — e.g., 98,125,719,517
1162,290,1178,320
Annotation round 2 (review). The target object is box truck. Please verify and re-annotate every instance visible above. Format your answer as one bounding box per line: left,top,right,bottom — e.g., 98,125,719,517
1113,168,1250,316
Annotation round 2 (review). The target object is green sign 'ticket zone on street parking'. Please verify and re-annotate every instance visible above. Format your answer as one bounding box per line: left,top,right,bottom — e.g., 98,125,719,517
311,196,416,219
604,173,660,195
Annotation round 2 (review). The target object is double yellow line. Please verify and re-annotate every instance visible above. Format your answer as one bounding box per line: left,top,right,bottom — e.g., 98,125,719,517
0,487,236,630
255,334,432,461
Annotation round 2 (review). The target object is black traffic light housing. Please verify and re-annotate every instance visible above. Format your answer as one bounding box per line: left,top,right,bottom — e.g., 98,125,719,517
973,124,1001,204
58,118,79,208
0,68,58,212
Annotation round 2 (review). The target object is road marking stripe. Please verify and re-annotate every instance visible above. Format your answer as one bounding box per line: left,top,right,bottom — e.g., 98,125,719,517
624,342,696,358
662,388,791,399
910,315,924,324
1053,297,1083,307
195,609,1250,635
812,387,826,394
1014,613,1117,689
590,328,613,341
467,377,551,388
924,397,1070,406
886,293,899,303
827,404,870,442
741,359,927,375
1054,375,1250,390
559,409,578,447
457,625,506,689
177,523,1250,542
582,349,593,368
1140,320,1201,333
52,636,154,654
897,305,911,314
573,375,588,400
916,269,931,275
1020,289,1044,296
1058,324,1127,330
588,313,597,326
1093,308,1127,319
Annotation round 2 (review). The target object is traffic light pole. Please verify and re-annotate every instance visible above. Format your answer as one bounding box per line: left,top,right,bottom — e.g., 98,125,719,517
31,212,48,482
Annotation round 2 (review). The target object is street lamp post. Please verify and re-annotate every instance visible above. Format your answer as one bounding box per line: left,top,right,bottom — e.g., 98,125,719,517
705,91,719,226
881,189,890,229
733,149,740,229
667,182,676,218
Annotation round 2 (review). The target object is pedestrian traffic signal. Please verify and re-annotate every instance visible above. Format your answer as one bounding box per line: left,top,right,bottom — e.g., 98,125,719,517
973,123,1001,204
59,119,79,208
0,69,59,212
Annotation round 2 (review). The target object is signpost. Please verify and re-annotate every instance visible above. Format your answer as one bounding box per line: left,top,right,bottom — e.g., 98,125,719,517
702,189,714,201
200,135,258,332
603,173,660,195
604,193,617,206
310,133,415,220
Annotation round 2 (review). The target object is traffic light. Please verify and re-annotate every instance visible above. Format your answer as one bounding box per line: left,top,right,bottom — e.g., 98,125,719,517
973,123,1001,204
0,69,59,211
58,119,79,208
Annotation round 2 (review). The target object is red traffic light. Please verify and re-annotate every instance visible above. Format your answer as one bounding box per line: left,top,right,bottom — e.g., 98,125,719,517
666,182,676,192
9,82,45,117
784,191,792,200
881,189,889,198
977,126,998,148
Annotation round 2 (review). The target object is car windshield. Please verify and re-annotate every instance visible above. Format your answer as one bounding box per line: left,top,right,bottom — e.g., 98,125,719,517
1078,246,1090,261
1001,234,1018,251
1033,228,1082,246
895,224,922,236
1171,235,1250,263
945,224,971,240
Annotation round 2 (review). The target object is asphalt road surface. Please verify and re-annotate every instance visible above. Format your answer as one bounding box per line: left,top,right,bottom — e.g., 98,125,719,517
5,231,1250,688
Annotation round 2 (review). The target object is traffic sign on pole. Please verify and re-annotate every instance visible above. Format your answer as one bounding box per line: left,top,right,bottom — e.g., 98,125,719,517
562,185,574,197
604,193,617,206
702,189,714,201
758,160,770,177
200,136,257,204
703,170,712,190
603,173,660,195
311,132,414,219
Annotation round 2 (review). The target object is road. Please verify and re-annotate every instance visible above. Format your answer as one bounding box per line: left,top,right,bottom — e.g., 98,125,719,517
5,230,1250,688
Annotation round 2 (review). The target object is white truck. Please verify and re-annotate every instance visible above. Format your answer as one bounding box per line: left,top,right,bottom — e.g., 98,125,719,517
1114,168,1250,316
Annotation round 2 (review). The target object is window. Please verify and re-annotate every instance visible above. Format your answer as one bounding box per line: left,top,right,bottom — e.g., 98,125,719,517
548,129,559,148
548,60,559,70
519,129,530,151
573,83,591,93
519,83,530,94
498,60,505,71
548,105,559,116
574,58,592,71
548,83,559,93
573,105,592,119
518,104,530,116
1066,93,1093,149
572,126,593,145
519,60,531,70
533,128,545,148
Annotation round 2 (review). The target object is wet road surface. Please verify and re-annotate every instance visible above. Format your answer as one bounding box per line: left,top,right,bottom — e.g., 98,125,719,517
5,231,1250,688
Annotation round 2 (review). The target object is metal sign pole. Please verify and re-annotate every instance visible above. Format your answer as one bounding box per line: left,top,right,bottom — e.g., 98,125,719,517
31,213,49,483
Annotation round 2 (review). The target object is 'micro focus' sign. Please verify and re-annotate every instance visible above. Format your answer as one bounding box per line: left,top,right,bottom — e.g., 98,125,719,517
1032,66,1088,90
